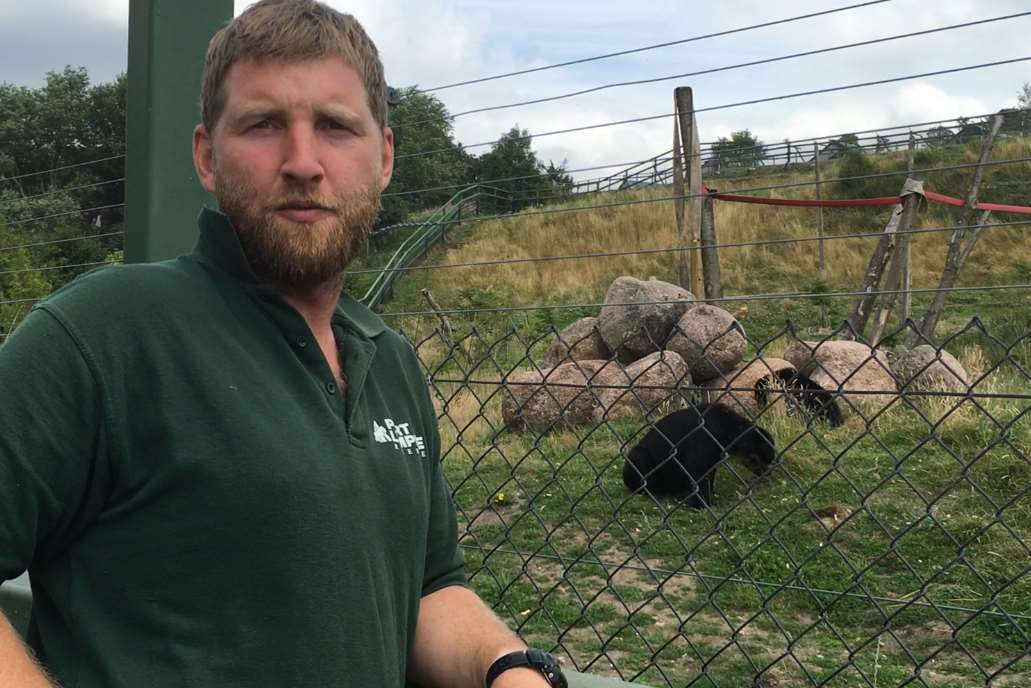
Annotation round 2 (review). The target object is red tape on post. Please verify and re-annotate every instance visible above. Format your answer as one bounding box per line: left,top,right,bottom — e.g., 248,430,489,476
924,191,1031,215
709,192,902,207
706,187,1031,214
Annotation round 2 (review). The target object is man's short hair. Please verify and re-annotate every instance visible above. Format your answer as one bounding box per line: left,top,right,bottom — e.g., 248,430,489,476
201,0,387,133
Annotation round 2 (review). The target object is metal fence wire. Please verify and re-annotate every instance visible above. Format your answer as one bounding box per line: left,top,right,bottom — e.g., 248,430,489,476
402,315,1030,687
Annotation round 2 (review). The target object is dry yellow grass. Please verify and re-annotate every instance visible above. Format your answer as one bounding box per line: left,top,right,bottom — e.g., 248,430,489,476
412,137,1031,309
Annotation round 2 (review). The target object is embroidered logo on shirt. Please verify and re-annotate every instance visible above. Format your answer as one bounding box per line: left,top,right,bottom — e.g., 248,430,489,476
372,418,426,458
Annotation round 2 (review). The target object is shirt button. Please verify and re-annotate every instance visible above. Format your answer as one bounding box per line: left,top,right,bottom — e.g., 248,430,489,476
296,337,308,348
326,381,337,395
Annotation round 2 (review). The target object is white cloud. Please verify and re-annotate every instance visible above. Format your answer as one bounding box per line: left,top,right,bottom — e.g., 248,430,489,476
83,0,128,26
10,0,1031,179
894,83,990,123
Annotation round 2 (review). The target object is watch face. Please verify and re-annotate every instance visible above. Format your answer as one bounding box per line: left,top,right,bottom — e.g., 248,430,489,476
527,649,567,688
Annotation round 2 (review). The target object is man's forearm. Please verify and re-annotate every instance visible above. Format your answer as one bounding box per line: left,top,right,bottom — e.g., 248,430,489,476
408,585,551,688
0,612,55,687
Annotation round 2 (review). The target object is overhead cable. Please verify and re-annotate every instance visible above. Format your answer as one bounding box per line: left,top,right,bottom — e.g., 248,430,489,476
6,203,126,227
396,12,1030,131
1,178,125,205
413,0,891,94
394,55,1031,161
0,231,123,254
0,155,125,185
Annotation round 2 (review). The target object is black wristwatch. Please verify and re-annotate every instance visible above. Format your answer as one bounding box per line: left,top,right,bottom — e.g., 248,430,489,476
485,648,567,688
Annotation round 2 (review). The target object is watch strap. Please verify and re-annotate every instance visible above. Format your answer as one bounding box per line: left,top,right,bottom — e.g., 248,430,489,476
485,648,567,688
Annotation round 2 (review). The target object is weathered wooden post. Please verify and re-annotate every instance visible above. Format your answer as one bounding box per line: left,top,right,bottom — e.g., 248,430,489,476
699,192,722,301
848,193,905,338
671,102,689,289
909,113,1004,346
900,132,915,321
813,141,826,276
674,87,704,297
814,141,827,327
868,134,922,345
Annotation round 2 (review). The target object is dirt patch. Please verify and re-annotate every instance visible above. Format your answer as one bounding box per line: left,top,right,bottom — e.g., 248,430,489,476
893,620,954,650
991,670,1031,687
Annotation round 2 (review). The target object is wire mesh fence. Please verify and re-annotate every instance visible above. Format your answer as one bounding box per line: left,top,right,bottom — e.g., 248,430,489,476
3,8,1030,685
400,311,1030,687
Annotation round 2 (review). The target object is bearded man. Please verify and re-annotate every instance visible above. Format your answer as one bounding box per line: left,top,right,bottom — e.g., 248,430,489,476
0,2,566,687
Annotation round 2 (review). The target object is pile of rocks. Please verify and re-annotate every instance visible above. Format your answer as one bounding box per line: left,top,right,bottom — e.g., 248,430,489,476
501,276,971,432
699,340,970,421
503,276,747,431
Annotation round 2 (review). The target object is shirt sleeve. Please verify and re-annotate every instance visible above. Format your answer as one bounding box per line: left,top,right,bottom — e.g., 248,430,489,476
0,306,108,582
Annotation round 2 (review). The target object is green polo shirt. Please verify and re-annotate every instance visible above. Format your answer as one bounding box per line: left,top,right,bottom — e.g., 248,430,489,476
0,208,465,687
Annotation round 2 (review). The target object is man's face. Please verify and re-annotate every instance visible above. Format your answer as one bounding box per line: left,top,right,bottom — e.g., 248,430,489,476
193,57,394,289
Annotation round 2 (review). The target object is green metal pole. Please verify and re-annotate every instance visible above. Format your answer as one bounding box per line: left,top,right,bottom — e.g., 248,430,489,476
124,0,234,263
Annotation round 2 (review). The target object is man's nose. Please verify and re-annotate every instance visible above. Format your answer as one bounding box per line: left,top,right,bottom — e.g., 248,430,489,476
280,125,324,182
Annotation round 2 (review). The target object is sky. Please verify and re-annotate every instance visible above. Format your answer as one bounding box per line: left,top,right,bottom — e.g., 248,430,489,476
2,0,1029,181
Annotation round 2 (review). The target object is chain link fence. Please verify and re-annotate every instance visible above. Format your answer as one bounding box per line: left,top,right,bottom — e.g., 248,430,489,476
403,313,1030,687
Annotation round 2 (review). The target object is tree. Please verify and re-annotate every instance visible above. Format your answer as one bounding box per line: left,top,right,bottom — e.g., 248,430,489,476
379,87,471,226
837,133,862,151
835,149,875,194
0,67,125,306
1019,82,1031,109
711,129,765,169
472,126,568,211
0,67,125,227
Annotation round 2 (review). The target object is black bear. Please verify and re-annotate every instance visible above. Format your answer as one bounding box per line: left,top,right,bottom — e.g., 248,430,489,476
622,404,776,509
756,369,845,427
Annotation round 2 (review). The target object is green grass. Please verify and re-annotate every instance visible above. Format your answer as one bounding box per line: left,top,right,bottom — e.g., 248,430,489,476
352,138,1031,687
445,400,1030,686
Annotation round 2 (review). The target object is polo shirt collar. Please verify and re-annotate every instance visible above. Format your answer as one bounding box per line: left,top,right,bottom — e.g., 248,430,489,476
191,207,386,339
192,207,261,285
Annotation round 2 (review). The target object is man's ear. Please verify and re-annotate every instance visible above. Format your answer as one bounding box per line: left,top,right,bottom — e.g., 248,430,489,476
193,124,217,194
379,126,395,191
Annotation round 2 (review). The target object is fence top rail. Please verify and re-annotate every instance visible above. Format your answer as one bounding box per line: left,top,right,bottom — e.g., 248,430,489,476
362,183,517,308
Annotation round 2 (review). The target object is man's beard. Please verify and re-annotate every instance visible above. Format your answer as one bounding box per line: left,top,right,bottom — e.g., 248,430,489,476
214,173,380,291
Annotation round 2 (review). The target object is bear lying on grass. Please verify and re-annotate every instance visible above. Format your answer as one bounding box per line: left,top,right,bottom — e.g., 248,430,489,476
623,404,776,509
770,369,844,427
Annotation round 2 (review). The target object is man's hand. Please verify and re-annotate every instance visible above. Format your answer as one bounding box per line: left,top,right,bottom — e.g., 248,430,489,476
408,585,555,688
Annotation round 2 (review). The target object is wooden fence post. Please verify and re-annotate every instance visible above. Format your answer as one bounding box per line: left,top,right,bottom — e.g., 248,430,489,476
868,134,921,345
814,141,826,276
814,141,827,327
674,87,704,297
847,195,904,339
671,106,689,289
900,132,915,322
699,192,723,301
868,185,922,345
909,113,1004,346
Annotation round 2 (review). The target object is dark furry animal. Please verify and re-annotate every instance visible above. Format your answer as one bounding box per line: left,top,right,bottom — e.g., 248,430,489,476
623,404,776,508
770,369,844,427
